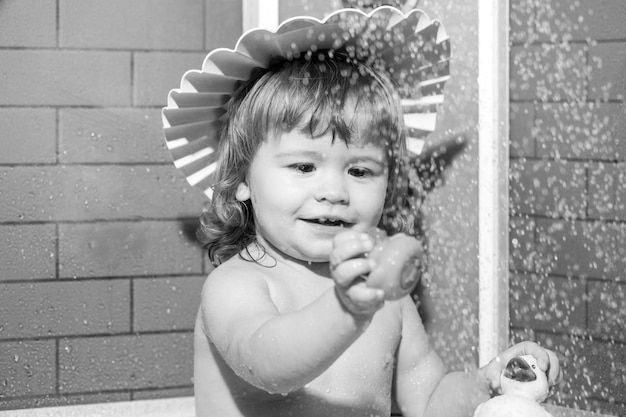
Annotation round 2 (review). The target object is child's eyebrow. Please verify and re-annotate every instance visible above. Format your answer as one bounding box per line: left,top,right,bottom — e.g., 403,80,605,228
275,150,387,166
275,150,320,157
273,150,323,160
354,156,387,166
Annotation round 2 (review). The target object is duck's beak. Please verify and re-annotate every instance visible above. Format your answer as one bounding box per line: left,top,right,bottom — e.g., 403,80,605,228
503,357,537,382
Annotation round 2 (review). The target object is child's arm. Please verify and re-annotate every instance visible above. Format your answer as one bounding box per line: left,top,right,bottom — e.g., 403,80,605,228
200,232,384,394
392,296,453,417
393,299,561,417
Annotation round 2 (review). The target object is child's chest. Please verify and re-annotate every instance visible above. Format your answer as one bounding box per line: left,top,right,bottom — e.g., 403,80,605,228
299,307,401,408
268,272,403,391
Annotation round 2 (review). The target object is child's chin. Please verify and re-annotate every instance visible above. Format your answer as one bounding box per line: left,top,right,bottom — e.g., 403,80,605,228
306,256,331,264
287,247,331,264
295,252,330,264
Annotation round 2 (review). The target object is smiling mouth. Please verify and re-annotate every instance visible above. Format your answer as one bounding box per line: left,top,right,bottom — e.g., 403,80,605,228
303,218,351,228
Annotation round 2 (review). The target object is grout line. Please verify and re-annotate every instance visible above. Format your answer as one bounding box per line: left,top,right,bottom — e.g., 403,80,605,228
56,0,60,47
55,338,60,394
130,52,135,107
0,217,201,226
55,108,60,165
130,278,134,333
0,386,193,405
0,330,194,345
202,0,207,51
55,223,60,280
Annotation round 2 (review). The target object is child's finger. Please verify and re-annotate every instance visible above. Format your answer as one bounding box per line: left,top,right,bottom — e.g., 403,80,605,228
345,282,385,310
335,280,385,316
332,229,370,246
330,232,374,269
332,258,375,287
545,349,562,386
348,282,384,302
519,341,552,372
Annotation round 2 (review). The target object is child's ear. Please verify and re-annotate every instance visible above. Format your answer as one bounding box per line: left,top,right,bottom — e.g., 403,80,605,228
235,182,251,202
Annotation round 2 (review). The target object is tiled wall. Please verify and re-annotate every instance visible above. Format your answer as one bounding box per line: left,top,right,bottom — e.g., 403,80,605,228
509,0,625,415
0,0,241,410
1,0,624,414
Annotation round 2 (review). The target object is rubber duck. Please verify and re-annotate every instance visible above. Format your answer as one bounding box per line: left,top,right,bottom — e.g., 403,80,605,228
473,355,554,417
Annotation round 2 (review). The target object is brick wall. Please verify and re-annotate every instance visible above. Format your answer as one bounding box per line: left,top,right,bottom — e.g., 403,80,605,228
509,0,626,415
2,0,624,414
0,0,241,410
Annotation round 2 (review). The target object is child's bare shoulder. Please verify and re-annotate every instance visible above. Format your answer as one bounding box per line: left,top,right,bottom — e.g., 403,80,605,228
199,256,280,337
203,255,273,294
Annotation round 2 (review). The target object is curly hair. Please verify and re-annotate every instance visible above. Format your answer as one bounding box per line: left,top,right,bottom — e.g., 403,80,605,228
198,51,423,266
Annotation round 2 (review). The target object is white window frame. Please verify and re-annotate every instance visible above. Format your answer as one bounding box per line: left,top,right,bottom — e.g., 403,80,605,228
477,0,510,366
242,0,279,31
242,0,512,367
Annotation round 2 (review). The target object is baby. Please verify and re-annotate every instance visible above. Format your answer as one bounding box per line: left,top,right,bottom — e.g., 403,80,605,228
162,7,561,417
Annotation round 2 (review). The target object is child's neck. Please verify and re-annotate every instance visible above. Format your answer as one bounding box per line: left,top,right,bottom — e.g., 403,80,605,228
245,236,332,278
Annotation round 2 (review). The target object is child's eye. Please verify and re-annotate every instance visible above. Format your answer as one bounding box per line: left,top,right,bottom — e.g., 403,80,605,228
348,167,371,178
291,163,315,174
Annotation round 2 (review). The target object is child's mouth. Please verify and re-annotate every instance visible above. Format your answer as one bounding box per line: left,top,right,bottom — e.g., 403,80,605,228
305,218,349,228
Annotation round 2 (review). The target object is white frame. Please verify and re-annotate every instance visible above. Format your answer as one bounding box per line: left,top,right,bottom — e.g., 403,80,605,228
242,0,279,31
241,0,511,366
477,0,510,365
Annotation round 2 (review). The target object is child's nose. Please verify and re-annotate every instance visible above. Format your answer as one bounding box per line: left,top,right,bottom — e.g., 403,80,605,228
314,174,349,204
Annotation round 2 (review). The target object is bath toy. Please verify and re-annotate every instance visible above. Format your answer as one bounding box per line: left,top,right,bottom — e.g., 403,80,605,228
473,355,554,417
364,228,424,300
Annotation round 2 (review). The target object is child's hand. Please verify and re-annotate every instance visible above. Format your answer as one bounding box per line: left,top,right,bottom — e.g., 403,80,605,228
330,230,385,317
482,341,562,395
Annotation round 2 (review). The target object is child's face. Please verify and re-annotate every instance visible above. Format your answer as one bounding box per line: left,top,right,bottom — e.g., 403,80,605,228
236,129,389,263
